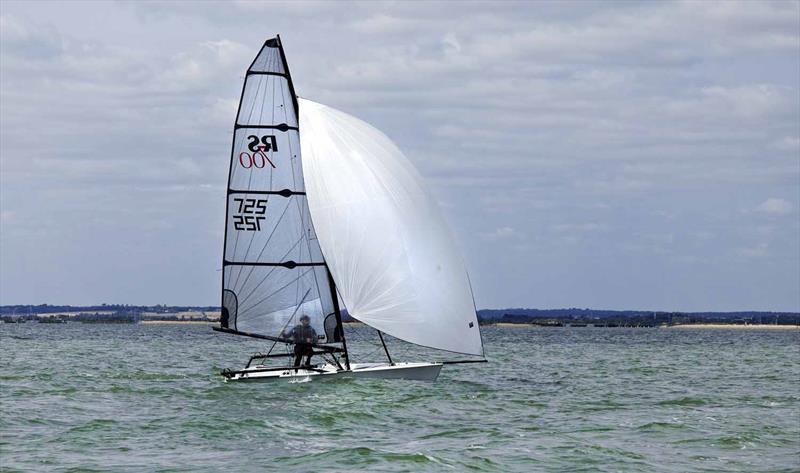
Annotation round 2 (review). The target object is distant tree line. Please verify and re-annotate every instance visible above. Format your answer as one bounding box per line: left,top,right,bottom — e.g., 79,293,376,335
1,305,797,325
0,304,219,315
475,309,800,326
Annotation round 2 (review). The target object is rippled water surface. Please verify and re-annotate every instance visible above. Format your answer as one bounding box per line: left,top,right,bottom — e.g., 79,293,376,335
1,324,798,472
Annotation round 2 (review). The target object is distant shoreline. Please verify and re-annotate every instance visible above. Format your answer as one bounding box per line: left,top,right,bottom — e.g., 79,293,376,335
2,320,797,330
487,322,799,330
3,306,797,327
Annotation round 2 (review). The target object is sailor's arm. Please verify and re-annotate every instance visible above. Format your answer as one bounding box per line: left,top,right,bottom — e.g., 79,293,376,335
304,328,318,343
280,326,295,339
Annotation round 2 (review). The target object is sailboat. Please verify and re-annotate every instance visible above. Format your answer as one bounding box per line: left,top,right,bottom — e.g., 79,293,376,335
214,36,485,382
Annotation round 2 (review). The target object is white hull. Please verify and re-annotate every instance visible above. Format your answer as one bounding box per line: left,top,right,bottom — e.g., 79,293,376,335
225,362,443,383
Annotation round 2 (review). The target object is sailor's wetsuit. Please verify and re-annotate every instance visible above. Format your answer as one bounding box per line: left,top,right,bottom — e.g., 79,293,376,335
284,324,318,367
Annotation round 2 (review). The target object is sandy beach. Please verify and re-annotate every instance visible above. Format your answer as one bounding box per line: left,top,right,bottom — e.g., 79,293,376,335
139,320,217,325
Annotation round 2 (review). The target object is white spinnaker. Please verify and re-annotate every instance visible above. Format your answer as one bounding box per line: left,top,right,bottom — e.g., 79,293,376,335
299,99,483,356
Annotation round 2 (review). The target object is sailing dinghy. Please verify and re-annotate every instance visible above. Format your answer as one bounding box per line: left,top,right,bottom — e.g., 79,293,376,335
214,36,485,382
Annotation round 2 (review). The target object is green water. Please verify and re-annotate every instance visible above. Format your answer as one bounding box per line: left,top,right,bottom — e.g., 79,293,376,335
1,324,798,472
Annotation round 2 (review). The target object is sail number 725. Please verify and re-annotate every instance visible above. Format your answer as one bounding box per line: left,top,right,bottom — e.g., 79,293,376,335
233,198,267,231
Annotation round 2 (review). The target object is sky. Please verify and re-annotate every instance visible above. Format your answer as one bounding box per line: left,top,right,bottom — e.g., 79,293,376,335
0,0,798,312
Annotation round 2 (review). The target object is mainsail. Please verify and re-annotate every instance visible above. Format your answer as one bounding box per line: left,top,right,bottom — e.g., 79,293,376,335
299,99,484,356
220,38,341,346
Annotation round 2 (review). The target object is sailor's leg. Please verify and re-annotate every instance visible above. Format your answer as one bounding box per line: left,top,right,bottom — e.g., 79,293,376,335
293,350,303,372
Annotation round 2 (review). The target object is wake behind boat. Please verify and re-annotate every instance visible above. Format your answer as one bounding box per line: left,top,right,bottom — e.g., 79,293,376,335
214,36,486,382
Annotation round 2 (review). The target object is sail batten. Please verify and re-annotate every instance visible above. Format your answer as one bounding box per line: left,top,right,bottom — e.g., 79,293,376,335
234,124,298,130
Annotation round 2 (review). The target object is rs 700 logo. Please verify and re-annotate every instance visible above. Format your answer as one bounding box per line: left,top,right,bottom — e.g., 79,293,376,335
239,135,278,169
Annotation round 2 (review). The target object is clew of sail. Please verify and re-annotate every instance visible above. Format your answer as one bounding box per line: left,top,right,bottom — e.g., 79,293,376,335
299,99,484,356
220,39,339,345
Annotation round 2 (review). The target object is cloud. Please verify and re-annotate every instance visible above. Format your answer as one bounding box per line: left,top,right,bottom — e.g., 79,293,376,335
773,136,800,151
0,14,63,59
0,1,798,310
349,14,422,34
156,40,251,92
552,223,609,233
0,210,14,224
481,226,522,241
697,84,791,120
755,198,794,216
737,242,769,258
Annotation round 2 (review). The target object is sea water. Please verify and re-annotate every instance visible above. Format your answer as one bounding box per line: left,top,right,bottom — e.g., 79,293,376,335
1,324,798,472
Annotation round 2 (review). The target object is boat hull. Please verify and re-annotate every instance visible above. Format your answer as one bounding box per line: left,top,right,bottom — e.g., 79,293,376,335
224,362,443,383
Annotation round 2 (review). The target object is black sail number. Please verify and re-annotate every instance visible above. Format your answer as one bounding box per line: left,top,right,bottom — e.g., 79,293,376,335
233,198,267,231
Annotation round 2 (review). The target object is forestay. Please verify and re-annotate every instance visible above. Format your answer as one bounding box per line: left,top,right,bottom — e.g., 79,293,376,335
220,39,339,345
299,99,483,356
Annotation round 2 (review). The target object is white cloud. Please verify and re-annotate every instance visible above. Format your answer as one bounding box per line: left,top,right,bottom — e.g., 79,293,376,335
700,84,790,119
0,14,63,59
773,136,800,151
737,242,769,258
552,223,609,233
481,226,522,241
755,198,794,216
0,210,15,224
157,40,250,91
349,14,421,34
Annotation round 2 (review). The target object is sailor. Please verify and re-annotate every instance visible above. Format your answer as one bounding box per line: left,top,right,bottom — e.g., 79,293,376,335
282,314,317,368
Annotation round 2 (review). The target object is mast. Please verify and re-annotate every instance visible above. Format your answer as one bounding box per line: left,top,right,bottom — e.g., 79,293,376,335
326,267,350,370
276,35,351,370
276,35,299,126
